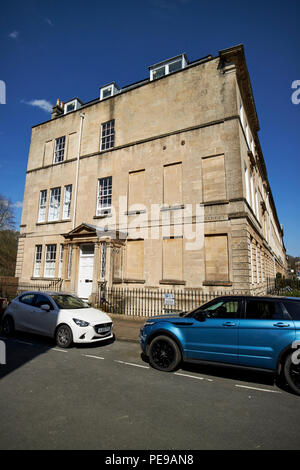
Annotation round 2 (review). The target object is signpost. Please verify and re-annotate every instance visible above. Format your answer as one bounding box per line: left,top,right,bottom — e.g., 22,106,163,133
164,293,175,306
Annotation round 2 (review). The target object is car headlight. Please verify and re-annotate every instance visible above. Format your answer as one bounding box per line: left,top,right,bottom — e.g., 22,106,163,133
144,321,155,327
73,318,90,327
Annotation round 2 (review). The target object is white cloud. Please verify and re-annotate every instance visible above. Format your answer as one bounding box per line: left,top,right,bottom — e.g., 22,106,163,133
22,99,53,113
8,30,19,39
13,201,23,209
45,18,54,27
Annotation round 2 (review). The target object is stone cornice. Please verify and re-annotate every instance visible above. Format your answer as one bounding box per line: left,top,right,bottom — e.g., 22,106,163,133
219,44,260,134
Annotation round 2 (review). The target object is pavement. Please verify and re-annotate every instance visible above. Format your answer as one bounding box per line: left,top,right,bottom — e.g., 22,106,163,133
109,314,145,343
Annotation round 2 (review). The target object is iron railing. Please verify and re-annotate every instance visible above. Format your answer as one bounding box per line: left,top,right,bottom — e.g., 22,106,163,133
96,286,247,317
96,278,300,317
0,279,63,301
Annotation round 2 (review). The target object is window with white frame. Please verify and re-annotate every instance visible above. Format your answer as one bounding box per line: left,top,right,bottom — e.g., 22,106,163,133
67,245,73,278
33,245,42,277
245,122,249,145
244,164,250,205
44,244,57,278
53,136,66,163
62,185,72,220
102,86,113,99
250,173,255,211
96,177,112,216
100,120,115,151
38,190,47,223
250,136,255,155
64,99,82,114
58,244,64,278
100,83,119,100
150,55,187,81
240,102,244,128
255,189,260,221
48,187,61,221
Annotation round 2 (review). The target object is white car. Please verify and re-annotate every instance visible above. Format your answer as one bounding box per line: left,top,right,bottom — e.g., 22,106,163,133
2,291,114,348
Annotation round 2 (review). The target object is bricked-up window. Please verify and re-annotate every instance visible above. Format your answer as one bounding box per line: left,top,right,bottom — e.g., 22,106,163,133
162,237,183,281
38,190,47,223
128,170,145,210
62,185,72,220
44,244,57,278
126,240,144,280
100,120,115,151
48,187,61,221
53,136,66,163
205,235,229,282
33,245,42,277
163,162,182,206
202,155,226,203
96,177,112,216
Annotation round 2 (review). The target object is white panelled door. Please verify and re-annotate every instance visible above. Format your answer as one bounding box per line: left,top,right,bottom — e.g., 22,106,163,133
77,244,95,299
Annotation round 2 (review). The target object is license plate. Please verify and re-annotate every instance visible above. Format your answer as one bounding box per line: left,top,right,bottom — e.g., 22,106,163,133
97,326,111,334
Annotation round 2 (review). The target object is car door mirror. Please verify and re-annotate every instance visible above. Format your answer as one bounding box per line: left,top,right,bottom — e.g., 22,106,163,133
194,311,206,322
40,304,51,312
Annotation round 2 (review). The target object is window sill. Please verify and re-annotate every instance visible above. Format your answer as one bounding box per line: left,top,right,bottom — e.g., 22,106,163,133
93,214,112,219
160,204,185,212
30,277,60,281
203,280,232,287
125,210,147,216
159,279,186,285
123,279,146,284
36,219,71,226
203,200,229,206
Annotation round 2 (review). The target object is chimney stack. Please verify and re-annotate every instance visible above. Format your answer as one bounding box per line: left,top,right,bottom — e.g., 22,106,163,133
51,98,64,119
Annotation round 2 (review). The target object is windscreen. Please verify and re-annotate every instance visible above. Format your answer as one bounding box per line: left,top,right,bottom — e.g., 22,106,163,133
51,295,89,309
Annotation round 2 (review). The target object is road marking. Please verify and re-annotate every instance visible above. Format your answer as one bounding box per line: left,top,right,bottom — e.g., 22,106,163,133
235,384,281,394
115,360,149,369
52,348,68,353
175,372,213,382
83,354,105,360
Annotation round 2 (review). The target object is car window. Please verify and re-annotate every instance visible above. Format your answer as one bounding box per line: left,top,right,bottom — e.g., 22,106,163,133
34,294,53,310
203,300,239,319
50,295,89,309
245,300,284,320
19,293,35,306
283,301,300,321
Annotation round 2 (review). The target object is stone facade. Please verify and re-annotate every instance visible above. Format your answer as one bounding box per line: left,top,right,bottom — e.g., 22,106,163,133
16,45,287,299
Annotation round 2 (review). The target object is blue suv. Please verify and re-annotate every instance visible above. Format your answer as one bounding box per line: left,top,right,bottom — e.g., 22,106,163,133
140,296,300,395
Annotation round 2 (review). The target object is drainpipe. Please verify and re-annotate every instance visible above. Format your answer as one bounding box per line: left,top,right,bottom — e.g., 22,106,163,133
72,113,85,230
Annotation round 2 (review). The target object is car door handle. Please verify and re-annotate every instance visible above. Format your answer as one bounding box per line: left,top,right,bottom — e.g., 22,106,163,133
273,322,290,328
222,322,236,327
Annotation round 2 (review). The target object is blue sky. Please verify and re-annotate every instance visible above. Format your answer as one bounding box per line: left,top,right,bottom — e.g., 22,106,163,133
0,0,299,255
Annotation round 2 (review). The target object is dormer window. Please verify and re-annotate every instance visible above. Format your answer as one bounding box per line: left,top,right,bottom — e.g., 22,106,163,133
149,54,188,81
64,98,82,114
100,83,119,100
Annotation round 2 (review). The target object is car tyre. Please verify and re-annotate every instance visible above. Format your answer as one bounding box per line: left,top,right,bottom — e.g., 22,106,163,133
283,351,300,396
55,324,73,349
149,335,181,372
2,316,15,337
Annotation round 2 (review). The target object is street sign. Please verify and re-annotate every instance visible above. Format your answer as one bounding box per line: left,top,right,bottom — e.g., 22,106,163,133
164,293,175,306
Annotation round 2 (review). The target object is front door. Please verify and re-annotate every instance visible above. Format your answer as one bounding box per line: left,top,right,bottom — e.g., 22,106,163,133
77,244,95,299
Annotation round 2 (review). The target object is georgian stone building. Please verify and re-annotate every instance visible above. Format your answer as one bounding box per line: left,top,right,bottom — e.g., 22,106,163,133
16,44,286,299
